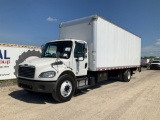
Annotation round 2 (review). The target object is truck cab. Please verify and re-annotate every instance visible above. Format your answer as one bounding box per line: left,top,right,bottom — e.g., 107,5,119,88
17,39,89,102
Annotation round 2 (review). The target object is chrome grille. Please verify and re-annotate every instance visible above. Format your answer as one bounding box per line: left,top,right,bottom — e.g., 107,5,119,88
18,65,35,78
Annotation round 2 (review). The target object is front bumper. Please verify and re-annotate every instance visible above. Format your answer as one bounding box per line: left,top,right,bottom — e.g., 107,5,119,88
150,64,160,69
17,77,56,93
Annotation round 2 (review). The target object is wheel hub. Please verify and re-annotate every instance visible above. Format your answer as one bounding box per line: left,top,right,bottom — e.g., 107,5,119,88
128,71,131,79
64,85,70,92
60,80,72,97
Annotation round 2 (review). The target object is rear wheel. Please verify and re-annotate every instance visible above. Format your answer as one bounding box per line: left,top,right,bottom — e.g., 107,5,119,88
123,69,131,82
52,74,76,102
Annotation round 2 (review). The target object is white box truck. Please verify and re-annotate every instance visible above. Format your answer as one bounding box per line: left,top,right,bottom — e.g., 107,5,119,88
17,15,141,102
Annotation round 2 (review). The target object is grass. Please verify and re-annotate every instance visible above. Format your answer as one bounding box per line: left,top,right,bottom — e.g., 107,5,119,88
0,79,17,87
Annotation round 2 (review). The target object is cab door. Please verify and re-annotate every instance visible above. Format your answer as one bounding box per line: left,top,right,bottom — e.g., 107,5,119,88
72,42,88,76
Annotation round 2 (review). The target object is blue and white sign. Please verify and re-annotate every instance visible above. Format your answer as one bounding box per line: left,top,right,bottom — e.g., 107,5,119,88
0,46,41,80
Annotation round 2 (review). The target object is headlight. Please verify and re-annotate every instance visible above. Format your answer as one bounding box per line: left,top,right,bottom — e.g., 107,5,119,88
39,71,56,78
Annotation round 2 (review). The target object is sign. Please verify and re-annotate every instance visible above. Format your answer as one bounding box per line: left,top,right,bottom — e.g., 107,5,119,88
0,45,41,80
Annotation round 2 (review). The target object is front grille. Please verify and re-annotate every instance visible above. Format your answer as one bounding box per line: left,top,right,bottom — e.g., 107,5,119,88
18,65,35,78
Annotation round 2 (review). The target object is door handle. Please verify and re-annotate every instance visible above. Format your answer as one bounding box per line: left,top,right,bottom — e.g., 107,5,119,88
85,63,87,69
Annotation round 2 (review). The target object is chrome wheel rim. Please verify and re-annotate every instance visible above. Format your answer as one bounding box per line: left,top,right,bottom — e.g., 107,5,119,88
60,80,72,97
128,71,131,79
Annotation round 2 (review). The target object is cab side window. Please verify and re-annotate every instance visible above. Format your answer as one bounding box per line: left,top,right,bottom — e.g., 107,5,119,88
74,43,83,58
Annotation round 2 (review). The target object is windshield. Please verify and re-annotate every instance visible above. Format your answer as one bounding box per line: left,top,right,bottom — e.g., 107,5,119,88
42,41,72,59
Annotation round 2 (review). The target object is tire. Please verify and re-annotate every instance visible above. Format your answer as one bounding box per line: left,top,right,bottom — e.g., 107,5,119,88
138,66,141,72
123,69,131,82
52,74,76,102
119,70,123,81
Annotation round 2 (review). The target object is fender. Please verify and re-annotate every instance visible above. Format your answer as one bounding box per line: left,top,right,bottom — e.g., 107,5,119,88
58,70,76,80
57,70,77,90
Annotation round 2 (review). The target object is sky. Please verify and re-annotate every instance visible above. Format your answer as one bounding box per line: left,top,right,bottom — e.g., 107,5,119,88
0,0,160,57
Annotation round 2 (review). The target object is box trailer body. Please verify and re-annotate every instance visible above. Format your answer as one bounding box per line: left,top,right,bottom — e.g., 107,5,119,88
60,15,141,71
17,15,141,102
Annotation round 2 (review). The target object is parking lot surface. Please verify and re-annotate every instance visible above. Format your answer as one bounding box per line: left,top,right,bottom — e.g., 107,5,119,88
0,69,160,120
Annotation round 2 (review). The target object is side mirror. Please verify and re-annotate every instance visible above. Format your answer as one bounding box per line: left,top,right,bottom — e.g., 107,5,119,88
40,44,45,57
79,57,83,61
76,57,83,62
56,51,61,59
83,48,87,58
41,44,45,51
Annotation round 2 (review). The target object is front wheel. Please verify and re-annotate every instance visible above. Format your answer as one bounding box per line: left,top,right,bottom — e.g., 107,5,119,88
52,74,76,102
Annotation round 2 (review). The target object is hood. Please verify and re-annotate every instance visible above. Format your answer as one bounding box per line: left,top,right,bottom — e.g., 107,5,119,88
20,58,70,67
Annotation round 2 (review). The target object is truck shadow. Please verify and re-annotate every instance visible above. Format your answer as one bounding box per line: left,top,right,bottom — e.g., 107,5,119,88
9,90,58,104
9,78,120,104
